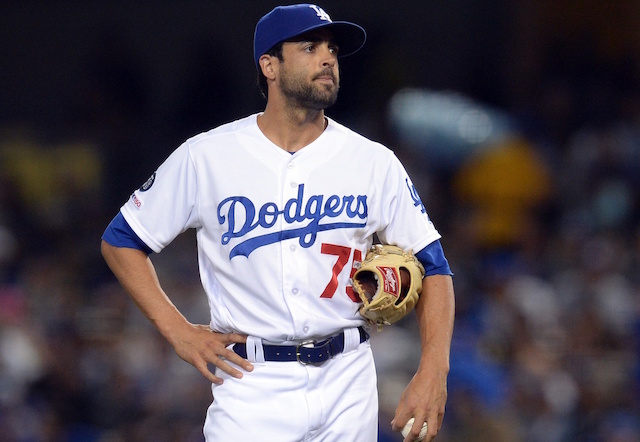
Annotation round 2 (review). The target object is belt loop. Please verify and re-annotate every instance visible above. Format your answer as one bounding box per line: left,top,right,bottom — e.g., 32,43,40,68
342,327,360,355
246,336,265,363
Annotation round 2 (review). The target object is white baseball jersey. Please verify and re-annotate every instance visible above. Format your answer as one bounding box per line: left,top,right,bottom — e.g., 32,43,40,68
120,113,441,343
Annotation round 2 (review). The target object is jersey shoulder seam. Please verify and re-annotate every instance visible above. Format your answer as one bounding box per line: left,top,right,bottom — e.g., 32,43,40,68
187,114,258,147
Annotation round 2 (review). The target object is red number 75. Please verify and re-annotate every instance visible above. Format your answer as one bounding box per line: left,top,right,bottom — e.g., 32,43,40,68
319,243,362,302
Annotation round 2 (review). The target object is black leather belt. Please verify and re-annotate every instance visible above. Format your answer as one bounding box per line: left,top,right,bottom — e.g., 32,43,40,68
232,327,369,366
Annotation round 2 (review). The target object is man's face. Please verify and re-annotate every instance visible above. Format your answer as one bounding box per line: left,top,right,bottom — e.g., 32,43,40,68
276,29,340,110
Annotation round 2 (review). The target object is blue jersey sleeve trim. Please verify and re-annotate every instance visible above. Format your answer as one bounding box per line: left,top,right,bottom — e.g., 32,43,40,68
102,212,153,255
416,240,453,276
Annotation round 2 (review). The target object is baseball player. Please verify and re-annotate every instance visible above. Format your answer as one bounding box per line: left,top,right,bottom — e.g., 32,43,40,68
101,4,455,442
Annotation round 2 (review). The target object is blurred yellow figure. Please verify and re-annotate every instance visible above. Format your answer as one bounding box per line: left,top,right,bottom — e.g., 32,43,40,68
453,137,553,250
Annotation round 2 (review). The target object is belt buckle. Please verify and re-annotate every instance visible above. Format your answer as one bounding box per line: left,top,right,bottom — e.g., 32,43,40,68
296,339,332,366
296,340,317,366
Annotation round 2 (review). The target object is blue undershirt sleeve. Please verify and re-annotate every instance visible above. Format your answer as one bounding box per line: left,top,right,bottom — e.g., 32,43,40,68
102,212,153,255
415,239,453,276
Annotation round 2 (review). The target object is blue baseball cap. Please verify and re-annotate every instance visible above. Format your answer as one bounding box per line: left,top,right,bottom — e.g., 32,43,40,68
253,4,366,67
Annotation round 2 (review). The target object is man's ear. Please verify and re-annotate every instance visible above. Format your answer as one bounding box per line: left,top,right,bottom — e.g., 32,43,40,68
259,55,276,80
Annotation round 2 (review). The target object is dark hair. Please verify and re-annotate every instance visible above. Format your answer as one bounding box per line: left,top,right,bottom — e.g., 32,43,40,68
256,42,284,99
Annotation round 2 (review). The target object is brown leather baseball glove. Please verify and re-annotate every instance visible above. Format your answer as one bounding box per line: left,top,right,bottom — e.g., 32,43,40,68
352,244,425,328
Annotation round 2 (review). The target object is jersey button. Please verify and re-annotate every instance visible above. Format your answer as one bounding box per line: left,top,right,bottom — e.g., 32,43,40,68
290,245,296,252
287,162,295,169
292,288,299,295
303,326,309,333
290,182,297,188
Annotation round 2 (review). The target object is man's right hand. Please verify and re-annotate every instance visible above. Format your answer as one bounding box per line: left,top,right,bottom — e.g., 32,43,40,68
168,323,254,384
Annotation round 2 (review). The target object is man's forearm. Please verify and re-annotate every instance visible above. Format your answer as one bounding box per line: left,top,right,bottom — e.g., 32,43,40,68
100,240,189,340
415,274,455,372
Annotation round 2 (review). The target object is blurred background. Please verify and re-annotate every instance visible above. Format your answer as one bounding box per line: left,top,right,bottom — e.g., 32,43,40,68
1,1,639,441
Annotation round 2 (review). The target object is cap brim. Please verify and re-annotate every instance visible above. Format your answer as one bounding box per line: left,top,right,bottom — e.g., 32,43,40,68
330,21,367,58
289,21,367,58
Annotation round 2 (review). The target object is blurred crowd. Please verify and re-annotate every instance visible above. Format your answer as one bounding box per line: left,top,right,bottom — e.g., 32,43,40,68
1,3,640,442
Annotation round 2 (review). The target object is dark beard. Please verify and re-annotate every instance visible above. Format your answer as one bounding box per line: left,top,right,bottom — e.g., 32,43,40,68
281,75,339,110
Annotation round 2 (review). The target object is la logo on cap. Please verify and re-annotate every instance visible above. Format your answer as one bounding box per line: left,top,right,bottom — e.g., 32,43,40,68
309,5,332,22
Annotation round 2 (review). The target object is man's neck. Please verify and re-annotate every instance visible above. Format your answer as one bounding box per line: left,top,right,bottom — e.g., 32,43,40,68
257,103,327,153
